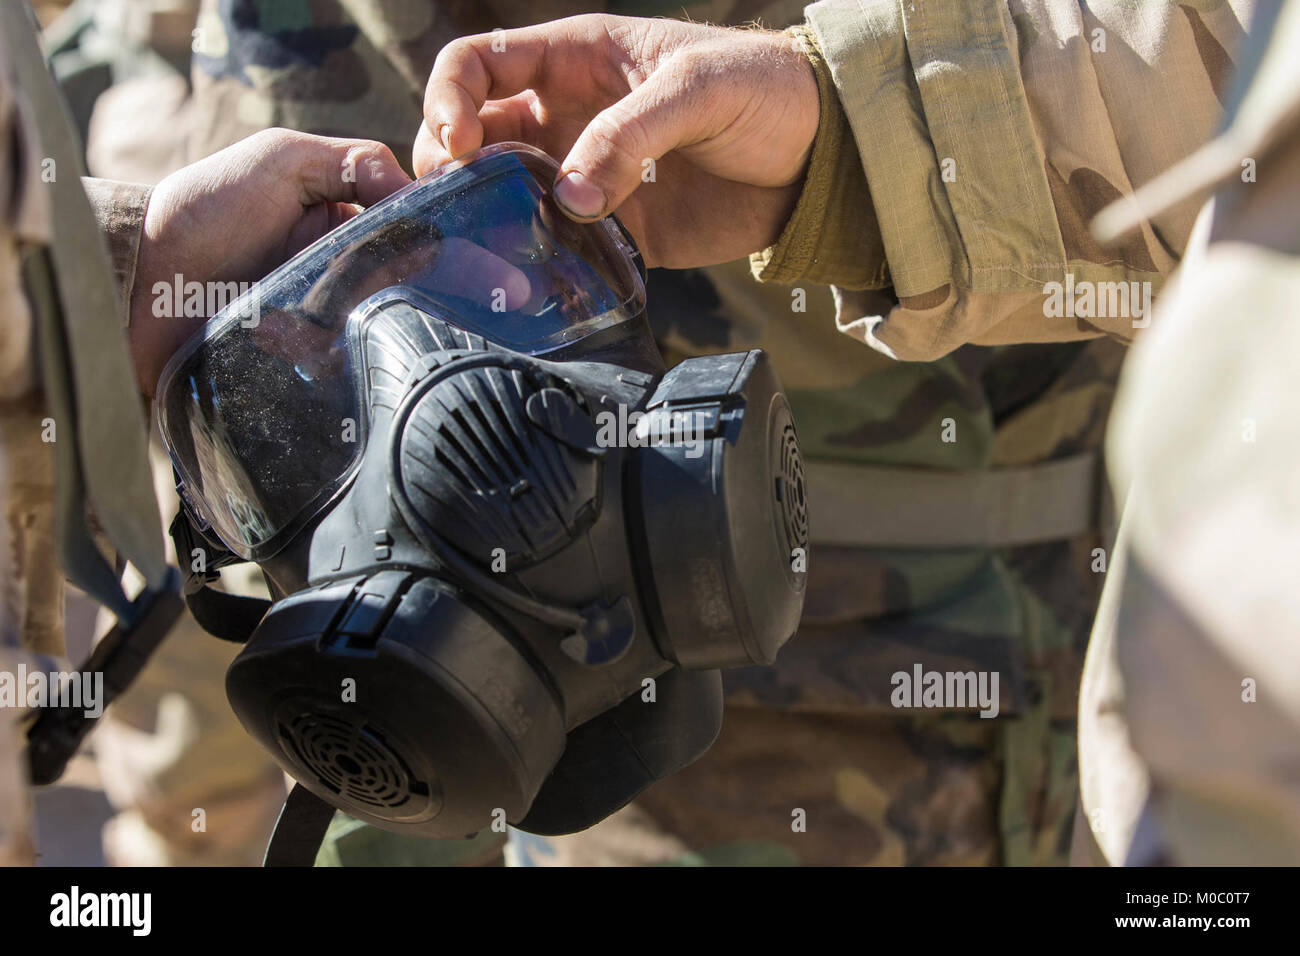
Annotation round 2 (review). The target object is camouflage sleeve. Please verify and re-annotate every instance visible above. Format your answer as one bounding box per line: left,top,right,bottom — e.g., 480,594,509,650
81,177,151,327
748,25,886,291
1,45,44,401
1,27,47,867
1082,0,1300,864
754,0,1249,361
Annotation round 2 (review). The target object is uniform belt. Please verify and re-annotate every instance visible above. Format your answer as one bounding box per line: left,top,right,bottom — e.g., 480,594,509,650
804,452,1107,549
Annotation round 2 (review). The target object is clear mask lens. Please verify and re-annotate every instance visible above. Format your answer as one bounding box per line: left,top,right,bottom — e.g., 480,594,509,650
158,143,644,559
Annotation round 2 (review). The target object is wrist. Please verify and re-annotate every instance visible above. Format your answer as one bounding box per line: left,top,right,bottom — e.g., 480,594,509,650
750,25,887,289
129,189,204,398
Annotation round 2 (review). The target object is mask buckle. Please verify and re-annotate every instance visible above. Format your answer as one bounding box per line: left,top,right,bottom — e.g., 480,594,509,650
169,505,239,596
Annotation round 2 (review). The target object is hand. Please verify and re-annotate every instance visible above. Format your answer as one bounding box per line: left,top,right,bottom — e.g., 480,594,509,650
415,14,819,270
130,128,411,395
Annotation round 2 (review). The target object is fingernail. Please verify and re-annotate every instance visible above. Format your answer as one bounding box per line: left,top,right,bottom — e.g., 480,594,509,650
439,123,453,154
554,170,605,219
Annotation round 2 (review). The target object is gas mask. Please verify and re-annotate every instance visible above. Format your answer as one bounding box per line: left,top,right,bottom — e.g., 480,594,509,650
158,143,808,844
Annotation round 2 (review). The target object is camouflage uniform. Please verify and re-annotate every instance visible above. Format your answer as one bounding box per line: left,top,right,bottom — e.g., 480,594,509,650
1075,0,1300,865
40,0,287,867
764,0,1299,866
180,0,1197,866
1,1,167,867
747,0,1270,864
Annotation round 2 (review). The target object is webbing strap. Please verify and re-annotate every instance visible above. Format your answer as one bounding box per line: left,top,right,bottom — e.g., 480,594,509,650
169,507,271,643
21,247,130,617
264,784,336,867
2,0,166,609
184,586,271,644
805,452,1105,549
26,567,183,785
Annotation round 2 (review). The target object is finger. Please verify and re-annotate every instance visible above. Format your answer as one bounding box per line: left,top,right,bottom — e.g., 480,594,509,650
255,130,412,208
413,95,542,177
553,60,706,221
335,141,411,206
422,15,615,159
283,201,366,258
413,120,444,177
422,35,495,160
335,201,367,221
478,93,542,147
426,237,531,310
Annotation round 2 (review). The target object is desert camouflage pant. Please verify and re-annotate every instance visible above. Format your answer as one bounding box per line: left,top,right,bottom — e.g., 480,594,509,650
0,395,60,866
93,603,286,867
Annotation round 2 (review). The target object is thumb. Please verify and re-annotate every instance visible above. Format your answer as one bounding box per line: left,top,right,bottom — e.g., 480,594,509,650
250,130,411,209
553,63,704,221
301,137,412,208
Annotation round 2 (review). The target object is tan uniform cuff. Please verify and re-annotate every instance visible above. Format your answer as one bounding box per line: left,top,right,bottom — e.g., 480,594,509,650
750,25,886,290
81,178,151,327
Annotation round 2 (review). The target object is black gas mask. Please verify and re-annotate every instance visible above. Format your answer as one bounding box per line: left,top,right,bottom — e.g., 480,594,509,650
158,144,808,844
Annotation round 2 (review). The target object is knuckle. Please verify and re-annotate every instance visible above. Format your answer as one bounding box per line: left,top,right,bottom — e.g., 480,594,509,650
434,35,473,67
348,139,389,162
248,126,289,148
571,13,614,33
255,126,313,159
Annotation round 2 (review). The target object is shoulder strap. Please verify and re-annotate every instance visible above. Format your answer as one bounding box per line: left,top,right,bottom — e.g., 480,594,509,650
5,3,184,786
1,0,167,614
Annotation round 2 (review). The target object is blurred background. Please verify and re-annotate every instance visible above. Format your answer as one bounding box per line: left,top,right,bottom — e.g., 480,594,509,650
25,0,1116,869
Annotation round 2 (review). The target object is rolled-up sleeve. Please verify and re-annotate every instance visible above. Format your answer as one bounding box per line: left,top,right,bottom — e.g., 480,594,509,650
755,0,1247,360
81,178,151,326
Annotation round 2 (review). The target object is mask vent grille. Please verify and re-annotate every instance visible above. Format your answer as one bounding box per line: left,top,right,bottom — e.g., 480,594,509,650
775,419,808,554
397,363,600,566
277,712,430,810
